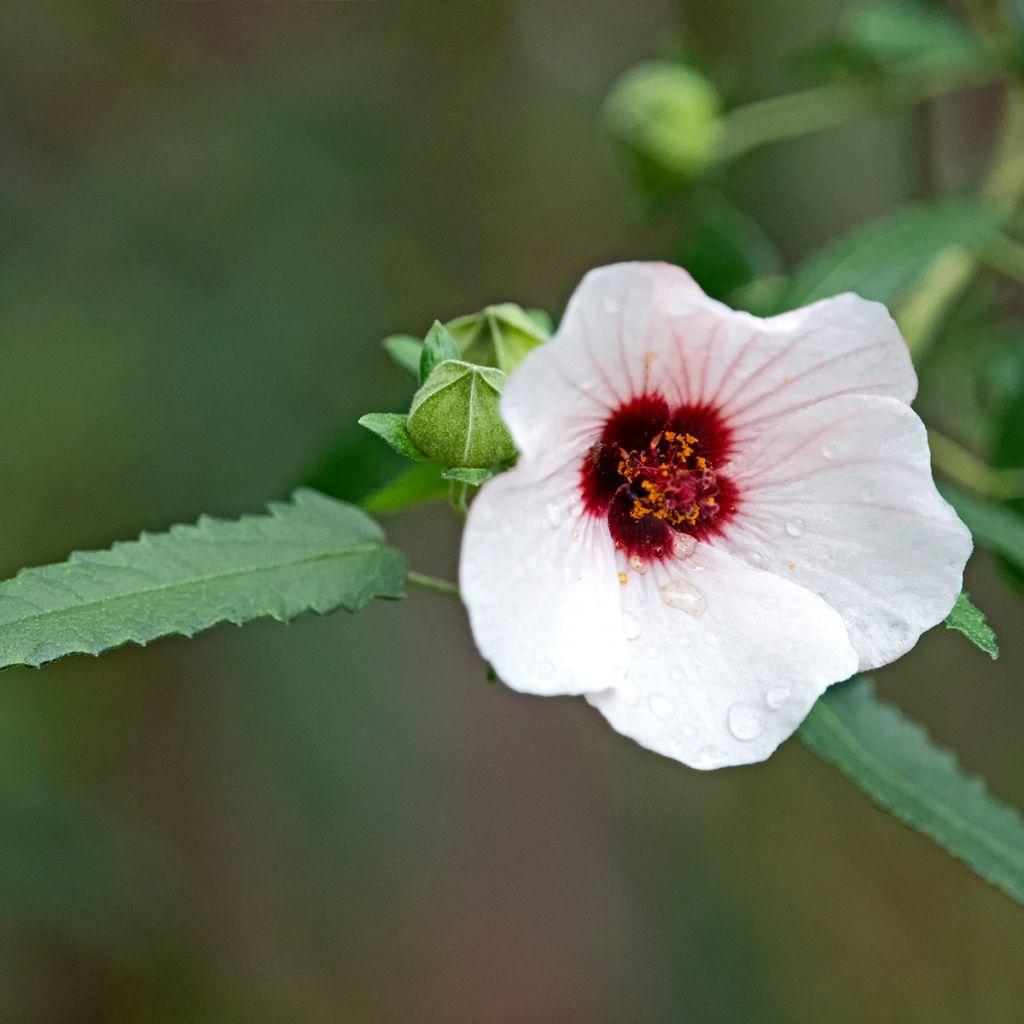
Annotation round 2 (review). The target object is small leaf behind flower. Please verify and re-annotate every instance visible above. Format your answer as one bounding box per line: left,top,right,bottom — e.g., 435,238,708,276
362,462,451,514
945,592,999,659
357,412,427,461
442,467,496,485
0,490,407,670
419,320,460,383
940,485,1024,570
800,679,1024,906
382,334,423,378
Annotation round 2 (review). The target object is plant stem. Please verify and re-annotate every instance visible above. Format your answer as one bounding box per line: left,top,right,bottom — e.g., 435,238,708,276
407,570,461,599
929,429,1024,500
981,232,1024,283
896,87,1024,358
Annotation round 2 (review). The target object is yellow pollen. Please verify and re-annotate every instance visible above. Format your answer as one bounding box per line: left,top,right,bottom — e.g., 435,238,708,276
618,571,628,586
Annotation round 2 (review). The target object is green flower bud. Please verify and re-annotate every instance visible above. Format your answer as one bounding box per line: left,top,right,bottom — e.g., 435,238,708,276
407,360,517,468
604,61,723,194
446,303,550,374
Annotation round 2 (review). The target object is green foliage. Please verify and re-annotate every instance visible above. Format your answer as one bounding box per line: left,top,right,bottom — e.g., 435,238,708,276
382,334,423,377
447,303,550,374
781,199,1003,309
357,412,426,461
941,485,1024,570
0,490,406,670
419,320,460,383
362,461,452,515
800,679,1024,905
945,592,999,659
604,60,723,201
442,466,497,485
675,192,782,303
407,359,517,468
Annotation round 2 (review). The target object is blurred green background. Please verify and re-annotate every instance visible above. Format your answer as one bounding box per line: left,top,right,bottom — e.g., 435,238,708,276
0,2,1022,1021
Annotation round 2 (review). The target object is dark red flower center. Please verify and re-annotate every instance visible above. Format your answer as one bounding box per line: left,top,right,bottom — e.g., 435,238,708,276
580,393,738,561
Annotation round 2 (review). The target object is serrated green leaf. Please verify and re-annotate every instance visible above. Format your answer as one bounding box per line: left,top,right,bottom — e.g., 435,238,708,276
940,484,1024,569
945,592,999,659
782,200,1003,309
361,461,451,515
441,466,496,485
420,320,460,383
0,490,407,670
382,334,423,378
357,412,426,461
800,679,1024,905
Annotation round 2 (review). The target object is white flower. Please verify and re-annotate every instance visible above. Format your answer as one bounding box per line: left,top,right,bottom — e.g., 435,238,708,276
460,263,972,769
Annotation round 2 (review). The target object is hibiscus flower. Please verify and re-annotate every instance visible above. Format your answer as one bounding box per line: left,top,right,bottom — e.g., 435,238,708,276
459,262,972,769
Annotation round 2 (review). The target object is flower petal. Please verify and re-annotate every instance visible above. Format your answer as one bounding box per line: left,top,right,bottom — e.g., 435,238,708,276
502,264,917,464
719,394,972,670
587,544,858,769
460,460,628,697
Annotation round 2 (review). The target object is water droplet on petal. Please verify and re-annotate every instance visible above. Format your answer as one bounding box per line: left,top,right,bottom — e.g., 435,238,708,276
628,554,649,575
603,296,620,314
693,745,723,769
834,547,857,570
727,701,764,741
888,619,910,645
659,578,707,616
669,665,684,683
644,643,659,660
704,631,722,648
743,549,767,570
622,612,642,641
765,686,791,710
545,502,563,528
784,519,804,538
649,693,675,720
821,441,839,459
674,534,697,559
859,483,877,503
569,501,584,519
679,722,697,740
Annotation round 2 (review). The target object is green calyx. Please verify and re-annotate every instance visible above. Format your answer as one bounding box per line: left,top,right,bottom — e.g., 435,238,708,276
407,359,517,468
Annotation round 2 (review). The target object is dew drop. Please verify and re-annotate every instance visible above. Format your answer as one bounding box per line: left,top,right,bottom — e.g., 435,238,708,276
693,745,723,769
765,686,791,710
743,548,767,570
674,534,697,559
603,296,620,314
649,693,675,720
727,701,764,741
644,643,659,660
569,501,584,519
679,722,697,740
545,502,563,528
659,578,707,616
834,547,857,570
821,440,839,459
888,619,910,645
859,483,877,503
784,518,804,538
668,665,684,683
622,612,642,641
628,554,649,575
704,631,723,648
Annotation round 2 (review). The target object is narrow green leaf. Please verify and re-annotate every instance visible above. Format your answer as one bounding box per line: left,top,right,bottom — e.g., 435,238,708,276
420,320,460,383
0,490,407,670
382,334,423,378
945,592,999,659
782,200,1003,309
357,412,426,461
361,461,451,514
800,679,1024,905
442,466,496,485
940,484,1024,569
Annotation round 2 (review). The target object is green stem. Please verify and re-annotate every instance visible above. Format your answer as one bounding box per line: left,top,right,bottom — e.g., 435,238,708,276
407,570,461,599
896,87,1024,358
719,70,999,163
981,232,1024,283
929,429,1024,500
